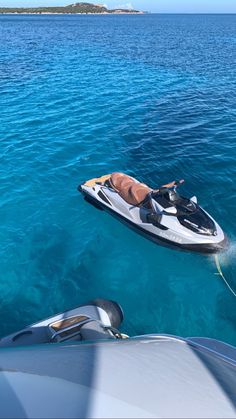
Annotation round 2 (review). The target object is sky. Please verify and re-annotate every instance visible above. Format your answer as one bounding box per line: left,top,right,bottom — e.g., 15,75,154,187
1,0,236,13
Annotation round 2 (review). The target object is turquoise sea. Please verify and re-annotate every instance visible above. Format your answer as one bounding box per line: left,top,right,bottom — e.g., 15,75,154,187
0,14,236,344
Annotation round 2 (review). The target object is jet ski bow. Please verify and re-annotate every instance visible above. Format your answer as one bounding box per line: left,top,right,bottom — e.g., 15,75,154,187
79,173,227,254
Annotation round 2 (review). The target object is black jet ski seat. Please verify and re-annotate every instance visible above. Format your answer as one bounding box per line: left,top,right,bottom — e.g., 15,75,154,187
109,173,153,206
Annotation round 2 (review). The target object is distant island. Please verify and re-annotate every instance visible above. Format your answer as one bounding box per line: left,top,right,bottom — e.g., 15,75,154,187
0,2,144,14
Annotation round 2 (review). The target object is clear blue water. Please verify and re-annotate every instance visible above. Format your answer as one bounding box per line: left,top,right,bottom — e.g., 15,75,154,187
0,14,236,344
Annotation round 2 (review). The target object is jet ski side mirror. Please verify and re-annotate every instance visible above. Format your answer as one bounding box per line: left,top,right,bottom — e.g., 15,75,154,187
191,196,197,204
164,206,177,215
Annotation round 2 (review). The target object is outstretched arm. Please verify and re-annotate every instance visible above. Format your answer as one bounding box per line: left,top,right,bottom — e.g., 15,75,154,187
162,179,184,188
153,179,184,193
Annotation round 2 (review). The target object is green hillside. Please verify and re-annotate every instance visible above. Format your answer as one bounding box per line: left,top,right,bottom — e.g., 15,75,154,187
0,2,143,14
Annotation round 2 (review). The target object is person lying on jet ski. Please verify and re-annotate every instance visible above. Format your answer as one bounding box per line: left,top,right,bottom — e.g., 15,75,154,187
106,172,184,208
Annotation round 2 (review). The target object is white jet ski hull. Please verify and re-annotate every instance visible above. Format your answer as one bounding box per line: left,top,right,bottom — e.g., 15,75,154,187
79,177,227,254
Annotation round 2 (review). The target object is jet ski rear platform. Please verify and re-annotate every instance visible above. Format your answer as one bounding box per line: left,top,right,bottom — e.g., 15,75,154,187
79,173,228,254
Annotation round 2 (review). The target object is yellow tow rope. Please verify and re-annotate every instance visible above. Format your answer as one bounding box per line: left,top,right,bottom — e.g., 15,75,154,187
214,254,236,297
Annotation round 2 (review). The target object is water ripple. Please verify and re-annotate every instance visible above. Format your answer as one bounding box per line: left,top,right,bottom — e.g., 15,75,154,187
0,14,236,343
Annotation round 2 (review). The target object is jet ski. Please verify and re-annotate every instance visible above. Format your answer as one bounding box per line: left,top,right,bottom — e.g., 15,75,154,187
0,299,124,347
79,173,227,254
